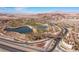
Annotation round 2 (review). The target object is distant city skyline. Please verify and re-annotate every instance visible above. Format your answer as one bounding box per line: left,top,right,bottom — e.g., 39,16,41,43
0,7,79,14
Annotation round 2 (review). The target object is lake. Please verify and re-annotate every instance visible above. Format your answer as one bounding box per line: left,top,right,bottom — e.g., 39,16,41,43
4,26,33,34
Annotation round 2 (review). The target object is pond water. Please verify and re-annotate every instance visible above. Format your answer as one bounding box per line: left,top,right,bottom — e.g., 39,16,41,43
4,26,33,34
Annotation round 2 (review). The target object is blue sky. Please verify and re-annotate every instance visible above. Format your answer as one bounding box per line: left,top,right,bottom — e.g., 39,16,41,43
0,7,79,13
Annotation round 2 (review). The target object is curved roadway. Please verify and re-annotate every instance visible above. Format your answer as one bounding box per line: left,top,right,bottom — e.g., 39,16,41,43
0,26,68,52
51,27,68,52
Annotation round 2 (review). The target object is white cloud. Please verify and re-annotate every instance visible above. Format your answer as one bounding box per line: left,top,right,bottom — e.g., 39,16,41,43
14,7,28,13
15,7,24,11
14,7,35,13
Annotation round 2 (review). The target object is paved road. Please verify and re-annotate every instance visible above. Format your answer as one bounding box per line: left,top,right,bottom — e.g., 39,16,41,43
0,27,68,52
0,48,9,52
0,44,9,52
0,43,26,52
52,27,68,52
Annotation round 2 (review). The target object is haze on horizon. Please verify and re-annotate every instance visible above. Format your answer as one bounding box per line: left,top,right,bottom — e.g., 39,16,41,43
0,7,79,14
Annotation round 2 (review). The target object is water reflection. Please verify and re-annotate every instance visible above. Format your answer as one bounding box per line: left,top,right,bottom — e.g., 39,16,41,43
4,26,33,34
